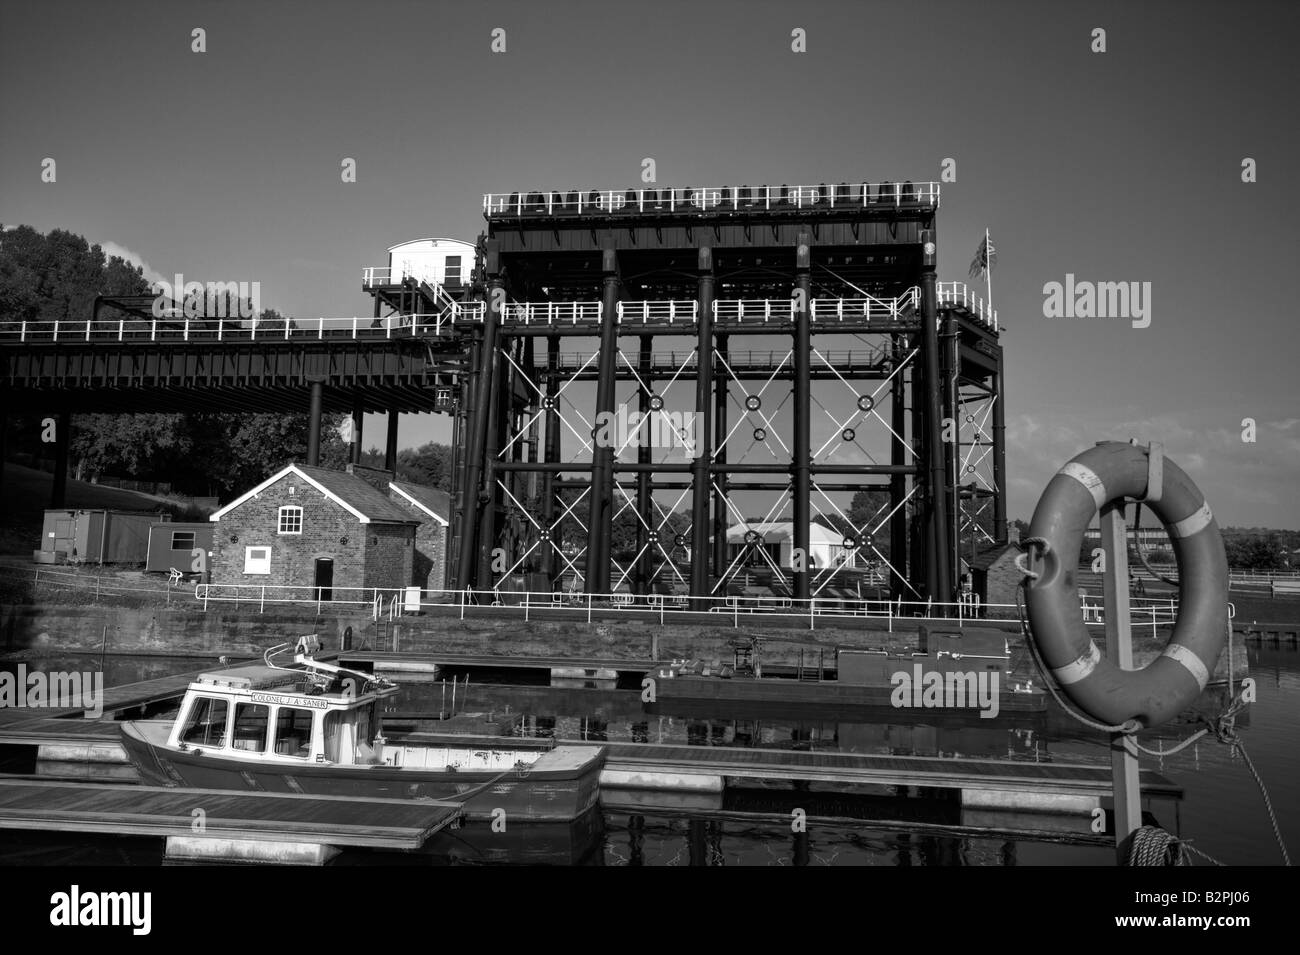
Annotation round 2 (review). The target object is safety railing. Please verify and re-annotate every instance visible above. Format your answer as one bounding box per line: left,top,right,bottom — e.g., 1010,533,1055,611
0,313,480,344
503,301,603,325
617,300,700,323
190,580,1181,633
937,281,998,331
362,265,441,288
483,182,942,217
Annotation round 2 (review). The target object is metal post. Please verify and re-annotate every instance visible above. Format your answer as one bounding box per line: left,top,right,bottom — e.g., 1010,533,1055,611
454,241,502,591
992,348,1007,542
586,241,620,594
350,396,364,465
792,234,812,603
890,337,909,599
690,245,715,602
542,336,560,587
306,381,323,467
477,340,506,588
712,333,729,578
51,408,71,508
919,234,951,602
385,410,399,472
635,334,652,595
1102,501,1142,859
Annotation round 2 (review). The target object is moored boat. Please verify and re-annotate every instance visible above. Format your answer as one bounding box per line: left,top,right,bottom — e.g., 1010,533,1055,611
120,636,603,822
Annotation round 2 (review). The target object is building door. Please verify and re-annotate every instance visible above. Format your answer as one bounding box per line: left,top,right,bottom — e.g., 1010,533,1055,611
314,558,334,601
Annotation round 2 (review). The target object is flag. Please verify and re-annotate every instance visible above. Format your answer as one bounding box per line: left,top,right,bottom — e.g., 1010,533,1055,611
969,234,996,279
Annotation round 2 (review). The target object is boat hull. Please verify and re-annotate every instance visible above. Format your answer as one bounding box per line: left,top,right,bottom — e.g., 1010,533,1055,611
120,724,602,823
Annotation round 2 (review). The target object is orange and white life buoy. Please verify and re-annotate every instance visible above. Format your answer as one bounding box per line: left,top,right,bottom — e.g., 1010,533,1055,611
1022,441,1228,728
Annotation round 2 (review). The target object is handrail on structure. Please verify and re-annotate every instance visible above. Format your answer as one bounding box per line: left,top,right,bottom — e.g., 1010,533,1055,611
482,181,942,218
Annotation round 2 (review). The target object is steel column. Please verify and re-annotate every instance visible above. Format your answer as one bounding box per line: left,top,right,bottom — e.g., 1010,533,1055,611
542,335,561,587
712,333,729,577
992,347,1007,542
306,381,323,467
51,408,70,508
635,334,653,595
690,246,715,599
792,234,812,602
350,396,364,465
890,337,909,599
585,241,621,593
385,411,399,472
454,241,501,592
919,232,952,602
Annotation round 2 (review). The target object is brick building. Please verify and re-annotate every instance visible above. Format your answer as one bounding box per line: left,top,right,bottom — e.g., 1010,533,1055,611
965,541,1022,617
388,481,451,591
209,464,418,596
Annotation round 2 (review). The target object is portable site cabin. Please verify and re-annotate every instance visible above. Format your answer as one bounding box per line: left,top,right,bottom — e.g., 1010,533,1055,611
386,238,476,289
36,509,161,565
145,522,216,575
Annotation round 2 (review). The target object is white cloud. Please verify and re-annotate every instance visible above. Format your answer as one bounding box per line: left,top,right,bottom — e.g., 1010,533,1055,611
100,241,166,286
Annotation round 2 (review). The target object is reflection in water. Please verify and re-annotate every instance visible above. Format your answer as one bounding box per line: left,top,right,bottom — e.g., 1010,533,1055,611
2,647,1296,865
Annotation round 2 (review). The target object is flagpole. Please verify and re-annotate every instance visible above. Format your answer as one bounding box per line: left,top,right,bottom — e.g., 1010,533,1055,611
984,227,993,321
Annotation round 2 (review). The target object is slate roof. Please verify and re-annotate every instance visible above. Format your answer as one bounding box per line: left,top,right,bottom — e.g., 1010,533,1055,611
389,481,451,523
210,464,418,524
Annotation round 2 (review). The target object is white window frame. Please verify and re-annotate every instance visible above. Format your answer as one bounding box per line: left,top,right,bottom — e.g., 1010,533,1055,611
244,546,272,575
278,505,303,535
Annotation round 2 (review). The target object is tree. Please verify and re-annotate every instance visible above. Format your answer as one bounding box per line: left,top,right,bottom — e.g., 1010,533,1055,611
396,442,454,490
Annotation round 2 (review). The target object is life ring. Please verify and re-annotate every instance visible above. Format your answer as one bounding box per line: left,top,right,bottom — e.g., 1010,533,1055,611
1022,441,1228,728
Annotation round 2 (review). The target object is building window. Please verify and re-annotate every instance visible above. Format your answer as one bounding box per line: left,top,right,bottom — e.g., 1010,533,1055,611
444,255,462,285
278,505,303,535
244,546,271,574
171,530,196,550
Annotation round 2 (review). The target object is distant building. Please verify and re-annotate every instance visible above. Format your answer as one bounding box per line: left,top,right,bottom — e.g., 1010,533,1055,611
385,237,476,288
723,521,860,570
965,541,1021,616
1081,525,1171,553
37,509,158,565
388,481,451,591
208,465,418,597
145,522,215,575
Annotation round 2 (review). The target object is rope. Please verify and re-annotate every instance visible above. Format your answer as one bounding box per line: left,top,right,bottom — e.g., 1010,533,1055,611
1127,826,1187,866
1134,502,1179,586
1015,576,1291,866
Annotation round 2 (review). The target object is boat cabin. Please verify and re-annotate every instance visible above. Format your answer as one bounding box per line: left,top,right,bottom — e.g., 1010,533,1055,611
170,646,397,767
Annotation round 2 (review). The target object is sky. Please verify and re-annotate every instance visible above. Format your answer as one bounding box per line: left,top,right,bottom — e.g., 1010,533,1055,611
2,0,1297,527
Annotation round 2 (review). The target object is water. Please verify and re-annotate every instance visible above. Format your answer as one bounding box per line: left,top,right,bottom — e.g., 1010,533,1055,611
1,647,1295,866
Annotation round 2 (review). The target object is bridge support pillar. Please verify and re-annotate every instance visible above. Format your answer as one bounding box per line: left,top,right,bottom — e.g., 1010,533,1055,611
350,397,364,465
920,232,952,603
792,234,812,603
690,246,715,604
454,241,501,592
635,334,652,595
585,240,620,595
385,411,399,472
306,380,323,467
51,409,71,508
542,336,560,588
712,334,729,579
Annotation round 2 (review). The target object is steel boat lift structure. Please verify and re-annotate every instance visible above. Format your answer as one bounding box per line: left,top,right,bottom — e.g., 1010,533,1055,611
368,182,1008,604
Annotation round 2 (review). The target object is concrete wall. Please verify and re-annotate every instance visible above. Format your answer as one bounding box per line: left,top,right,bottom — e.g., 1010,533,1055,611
0,603,1250,685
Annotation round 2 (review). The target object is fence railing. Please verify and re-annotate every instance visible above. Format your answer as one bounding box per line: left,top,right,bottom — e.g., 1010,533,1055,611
188,581,1181,633
483,182,942,217
936,281,997,330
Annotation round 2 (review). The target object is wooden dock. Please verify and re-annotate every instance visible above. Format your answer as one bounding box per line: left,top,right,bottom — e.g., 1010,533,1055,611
341,650,652,674
591,741,1183,802
0,777,462,862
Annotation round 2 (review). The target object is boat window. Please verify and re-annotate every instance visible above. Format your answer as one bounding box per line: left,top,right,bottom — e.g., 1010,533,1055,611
274,707,315,758
180,696,228,748
322,710,344,762
231,702,270,752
